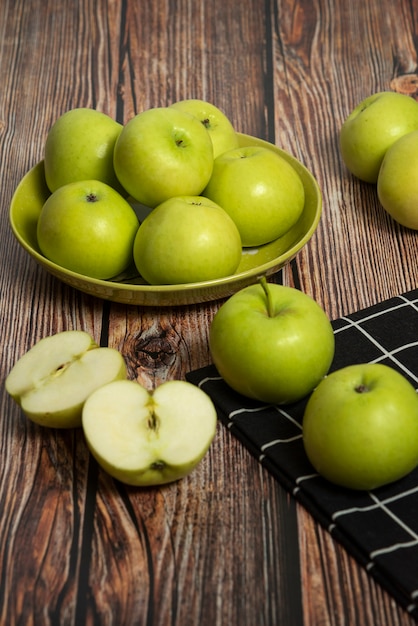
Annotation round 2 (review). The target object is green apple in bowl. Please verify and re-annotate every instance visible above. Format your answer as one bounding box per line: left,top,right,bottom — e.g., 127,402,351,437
44,107,125,194
377,130,418,229
302,363,418,490
5,331,127,428
339,91,418,183
133,195,242,284
203,145,305,247
82,379,218,486
170,99,239,158
209,279,335,404
37,179,139,279
113,107,214,207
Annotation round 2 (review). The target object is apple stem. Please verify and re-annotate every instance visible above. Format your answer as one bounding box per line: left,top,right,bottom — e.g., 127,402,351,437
260,276,274,317
355,384,369,393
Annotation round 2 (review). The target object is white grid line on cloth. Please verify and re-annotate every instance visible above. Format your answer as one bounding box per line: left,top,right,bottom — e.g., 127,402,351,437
331,485,418,521
261,433,303,451
197,375,223,388
229,405,270,419
336,314,418,385
367,491,418,558
334,295,418,330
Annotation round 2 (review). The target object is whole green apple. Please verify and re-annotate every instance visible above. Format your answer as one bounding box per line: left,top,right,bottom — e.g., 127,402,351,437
37,180,139,279
82,379,218,486
377,130,418,229
113,107,214,207
44,107,125,194
203,145,305,246
170,98,239,158
339,91,418,183
302,363,418,490
209,279,335,404
133,195,242,284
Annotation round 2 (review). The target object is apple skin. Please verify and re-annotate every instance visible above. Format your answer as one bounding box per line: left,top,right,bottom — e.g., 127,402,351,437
203,145,305,246
44,108,125,194
339,91,418,183
82,379,218,486
209,280,335,404
5,331,128,428
113,107,214,207
170,99,239,158
302,363,418,490
377,130,418,229
37,180,139,279
133,195,242,284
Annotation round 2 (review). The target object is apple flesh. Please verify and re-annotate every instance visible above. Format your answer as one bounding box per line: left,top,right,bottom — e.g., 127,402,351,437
339,91,418,183
37,180,139,279
302,363,418,490
203,145,305,246
82,379,218,486
5,331,127,428
209,279,335,404
113,107,214,207
44,107,125,194
133,195,242,284
170,99,239,158
377,130,418,229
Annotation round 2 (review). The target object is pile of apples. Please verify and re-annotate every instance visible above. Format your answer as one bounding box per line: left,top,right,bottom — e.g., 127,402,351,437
37,100,306,284
6,93,418,492
340,90,418,229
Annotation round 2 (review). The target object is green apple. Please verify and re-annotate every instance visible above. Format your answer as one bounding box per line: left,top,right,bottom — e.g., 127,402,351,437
377,130,418,229
44,107,125,194
37,179,139,279
170,99,239,158
5,331,127,428
339,91,418,183
133,195,242,284
209,279,335,404
82,379,218,486
113,107,214,207
203,145,305,246
302,363,418,490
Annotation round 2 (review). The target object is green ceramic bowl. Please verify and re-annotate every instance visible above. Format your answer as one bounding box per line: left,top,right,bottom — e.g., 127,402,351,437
9,133,322,306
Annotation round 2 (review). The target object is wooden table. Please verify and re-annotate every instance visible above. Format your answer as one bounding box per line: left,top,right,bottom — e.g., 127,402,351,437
1,1,418,624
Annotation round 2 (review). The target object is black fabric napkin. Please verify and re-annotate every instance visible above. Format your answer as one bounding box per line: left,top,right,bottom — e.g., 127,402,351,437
186,289,418,620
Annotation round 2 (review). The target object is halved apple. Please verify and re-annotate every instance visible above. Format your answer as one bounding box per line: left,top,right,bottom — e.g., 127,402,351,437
82,379,218,486
5,330,127,428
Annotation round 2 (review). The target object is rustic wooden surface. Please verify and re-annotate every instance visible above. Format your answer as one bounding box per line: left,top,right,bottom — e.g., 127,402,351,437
1,0,418,624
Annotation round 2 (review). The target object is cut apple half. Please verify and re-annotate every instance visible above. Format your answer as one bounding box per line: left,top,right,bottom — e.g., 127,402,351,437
5,330,127,428
82,379,218,486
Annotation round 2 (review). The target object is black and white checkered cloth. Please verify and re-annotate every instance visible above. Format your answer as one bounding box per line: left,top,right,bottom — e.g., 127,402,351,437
186,289,418,620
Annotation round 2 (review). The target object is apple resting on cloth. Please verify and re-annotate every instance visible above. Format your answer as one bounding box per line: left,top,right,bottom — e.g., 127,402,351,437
113,106,214,207
37,179,139,279
82,379,218,486
302,363,418,490
133,195,242,284
203,145,305,246
5,331,127,428
377,129,418,230
44,107,125,194
339,91,418,183
209,279,335,404
170,98,239,158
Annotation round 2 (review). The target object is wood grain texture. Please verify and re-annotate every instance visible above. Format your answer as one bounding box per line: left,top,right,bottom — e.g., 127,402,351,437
1,0,418,624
